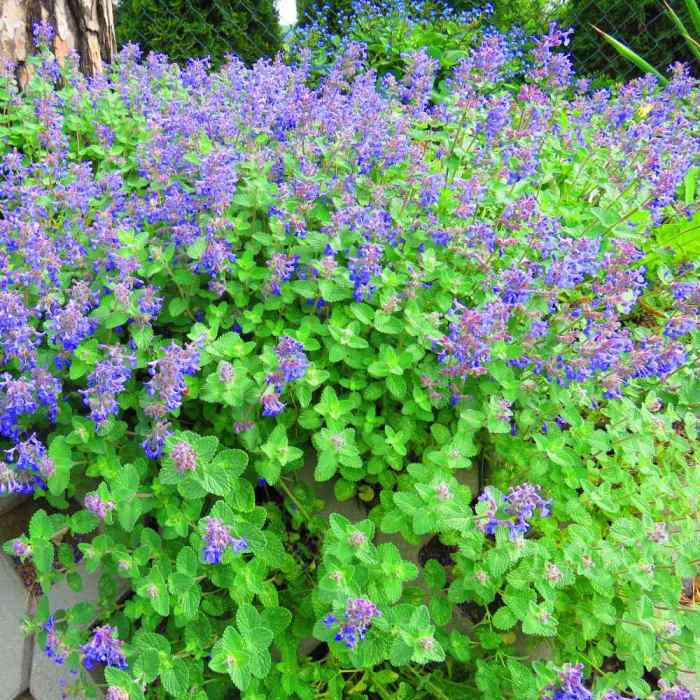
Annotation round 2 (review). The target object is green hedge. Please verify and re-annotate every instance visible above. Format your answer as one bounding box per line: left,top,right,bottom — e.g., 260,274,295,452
563,0,697,78
115,0,281,66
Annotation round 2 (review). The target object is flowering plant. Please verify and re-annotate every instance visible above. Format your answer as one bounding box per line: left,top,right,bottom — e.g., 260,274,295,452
1,15,699,700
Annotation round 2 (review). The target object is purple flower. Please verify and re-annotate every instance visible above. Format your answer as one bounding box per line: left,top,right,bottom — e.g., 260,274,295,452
267,253,299,295
9,435,54,478
274,336,309,384
146,342,200,412
664,316,696,339
193,236,236,277
348,243,383,302
218,361,235,383
202,517,248,564
46,300,97,353
106,688,130,700
142,420,172,459
261,392,285,417
504,482,552,535
477,483,551,538
12,539,32,559
0,374,37,440
81,625,128,670
137,287,163,317
0,461,35,495
32,20,55,47
43,617,68,665
542,663,591,700
435,300,512,378
400,49,439,112
658,681,694,700
81,347,134,427
84,494,115,520
325,597,381,650
170,441,197,473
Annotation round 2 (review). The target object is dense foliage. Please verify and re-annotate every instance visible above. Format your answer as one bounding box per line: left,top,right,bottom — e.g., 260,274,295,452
1,17,700,700
285,0,531,84
296,0,548,33
294,0,699,82
562,0,698,78
115,0,280,67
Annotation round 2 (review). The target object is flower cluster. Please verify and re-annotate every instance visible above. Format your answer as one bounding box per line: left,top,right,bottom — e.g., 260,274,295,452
478,482,551,538
657,682,694,700
261,337,309,416
170,441,198,473
84,493,115,520
323,597,381,650
542,664,591,700
202,517,248,564
145,342,201,413
81,625,128,670
1,435,55,495
43,617,69,666
81,346,135,428
1,10,699,700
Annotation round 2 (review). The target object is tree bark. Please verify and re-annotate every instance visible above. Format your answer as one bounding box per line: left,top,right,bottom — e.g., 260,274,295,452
0,0,116,85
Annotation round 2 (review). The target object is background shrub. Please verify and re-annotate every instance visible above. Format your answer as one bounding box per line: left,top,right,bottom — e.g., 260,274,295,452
286,0,531,85
561,0,698,78
115,0,281,66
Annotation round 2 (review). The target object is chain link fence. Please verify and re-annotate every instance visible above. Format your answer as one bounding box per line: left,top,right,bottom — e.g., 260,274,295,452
114,0,282,66
113,0,695,81
560,0,695,81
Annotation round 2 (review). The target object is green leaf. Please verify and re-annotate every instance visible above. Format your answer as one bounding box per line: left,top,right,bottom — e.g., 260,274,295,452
492,607,517,630
390,638,413,667
104,311,130,329
118,499,143,532
161,658,189,697
33,540,54,574
168,298,188,318
314,451,337,481
210,627,251,690
47,436,72,495
70,511,99,535
685,0,700,36
112,463,140,501
177,546,199,577
665,1,700,63
592,26,667,83
422,559,446,590
29,510,53,540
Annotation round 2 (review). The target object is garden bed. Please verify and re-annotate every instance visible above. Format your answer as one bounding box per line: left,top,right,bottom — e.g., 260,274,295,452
1,9,699,700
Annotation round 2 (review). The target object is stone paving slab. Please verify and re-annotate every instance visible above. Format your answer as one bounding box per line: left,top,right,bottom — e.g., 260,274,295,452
0,553,32,700
29,566,104,700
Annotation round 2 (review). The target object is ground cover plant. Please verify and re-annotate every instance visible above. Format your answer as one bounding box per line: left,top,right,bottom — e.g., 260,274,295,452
1,13,700,700
285,0,531,85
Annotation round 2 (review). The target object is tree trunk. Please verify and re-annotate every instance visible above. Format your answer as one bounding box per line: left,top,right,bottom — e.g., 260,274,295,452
0,0,116,85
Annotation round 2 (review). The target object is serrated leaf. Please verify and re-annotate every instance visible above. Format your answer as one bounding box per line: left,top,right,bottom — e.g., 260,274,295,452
161,658,189,697
314,451,337,481
492,607,517,630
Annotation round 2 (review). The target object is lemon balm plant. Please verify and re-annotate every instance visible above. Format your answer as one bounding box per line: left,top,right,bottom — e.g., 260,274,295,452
1,15,700,700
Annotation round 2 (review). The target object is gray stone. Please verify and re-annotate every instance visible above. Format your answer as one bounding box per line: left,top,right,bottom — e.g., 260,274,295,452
679,672,700,699
0,554,32,700
0,497,40,545
29,566,103,700
0,494,30,517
